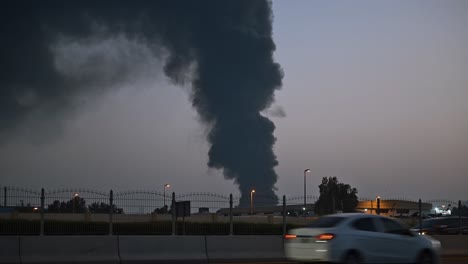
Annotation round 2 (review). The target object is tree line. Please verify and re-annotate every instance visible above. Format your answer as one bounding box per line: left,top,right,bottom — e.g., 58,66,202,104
10,196,124,214
46,196,124,214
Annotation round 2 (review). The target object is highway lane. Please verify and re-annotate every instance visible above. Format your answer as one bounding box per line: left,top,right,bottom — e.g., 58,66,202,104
442,256,468,264
208,256,468,264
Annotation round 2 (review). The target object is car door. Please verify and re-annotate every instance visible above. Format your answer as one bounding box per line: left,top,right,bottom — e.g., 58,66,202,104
349,217,386,263
376,217,419,263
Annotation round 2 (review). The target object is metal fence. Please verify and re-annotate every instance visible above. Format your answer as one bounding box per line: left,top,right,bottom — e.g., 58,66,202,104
0,186,465,236
0,187,319,215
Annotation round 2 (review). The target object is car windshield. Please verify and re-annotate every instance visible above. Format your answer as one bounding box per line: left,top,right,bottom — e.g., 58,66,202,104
308,216,345,228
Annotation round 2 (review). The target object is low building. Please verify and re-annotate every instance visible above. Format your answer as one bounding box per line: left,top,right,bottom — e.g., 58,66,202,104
356,200,432,217
216,199,432,218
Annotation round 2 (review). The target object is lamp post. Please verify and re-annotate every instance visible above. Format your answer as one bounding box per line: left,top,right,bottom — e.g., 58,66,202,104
376,196,381,215
303,169,311,215
72,193,79,214
163,184,170,212
250,189,256,215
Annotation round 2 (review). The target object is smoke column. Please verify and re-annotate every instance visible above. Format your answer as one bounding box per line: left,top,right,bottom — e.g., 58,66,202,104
0,0,283,206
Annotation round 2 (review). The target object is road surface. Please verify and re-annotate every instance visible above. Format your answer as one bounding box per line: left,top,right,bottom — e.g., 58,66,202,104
209,256,468,264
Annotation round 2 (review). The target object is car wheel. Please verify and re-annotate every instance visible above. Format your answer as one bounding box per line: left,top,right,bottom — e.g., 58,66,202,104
418,251,433,264
343,252,361,264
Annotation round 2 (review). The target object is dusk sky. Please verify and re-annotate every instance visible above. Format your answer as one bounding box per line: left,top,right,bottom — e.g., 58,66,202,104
1,0,467,202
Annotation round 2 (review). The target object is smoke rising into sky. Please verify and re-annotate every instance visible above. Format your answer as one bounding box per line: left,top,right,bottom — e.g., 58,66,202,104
0,0,282,206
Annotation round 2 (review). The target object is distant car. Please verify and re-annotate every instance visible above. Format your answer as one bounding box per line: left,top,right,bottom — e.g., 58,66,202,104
284,213,440,264
411,217,468,235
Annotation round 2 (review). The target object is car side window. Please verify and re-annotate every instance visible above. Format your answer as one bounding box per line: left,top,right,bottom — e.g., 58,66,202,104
381,218,410,235
352,218,377,232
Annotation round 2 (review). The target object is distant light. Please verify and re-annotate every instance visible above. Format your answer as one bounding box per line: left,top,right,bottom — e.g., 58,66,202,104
364,209,368,211
33,207,38,210
74,193,79,197
302,207,306,211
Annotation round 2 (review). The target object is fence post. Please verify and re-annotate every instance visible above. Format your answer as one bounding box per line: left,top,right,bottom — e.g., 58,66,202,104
459,200,462,235
171,192,176,236
282,195,286,236
109,190,113,235
229,194,233,235
418,199,422,234
3,186,6,207
376,196,380,215
40,188,45,236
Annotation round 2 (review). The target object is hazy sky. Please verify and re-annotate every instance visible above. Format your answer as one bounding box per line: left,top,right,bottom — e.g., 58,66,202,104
1,0,467,201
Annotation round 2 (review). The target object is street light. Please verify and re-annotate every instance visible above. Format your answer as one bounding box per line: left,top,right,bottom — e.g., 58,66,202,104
250,189,256,215
72,193,79,214
376,196,381,215
303,169,311,214
163,184,170,212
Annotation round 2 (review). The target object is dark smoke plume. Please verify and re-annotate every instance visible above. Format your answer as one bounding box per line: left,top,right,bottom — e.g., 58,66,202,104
0,0,283,206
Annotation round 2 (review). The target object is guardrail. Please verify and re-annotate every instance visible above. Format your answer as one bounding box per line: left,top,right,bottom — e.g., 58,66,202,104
0,235,467,264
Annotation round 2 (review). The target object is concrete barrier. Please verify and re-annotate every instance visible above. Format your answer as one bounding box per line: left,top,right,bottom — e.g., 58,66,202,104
20,236,119,264
0,236,20,264
9,234,468,264
206,235,285,262
119,235,207,263
432,235,468,256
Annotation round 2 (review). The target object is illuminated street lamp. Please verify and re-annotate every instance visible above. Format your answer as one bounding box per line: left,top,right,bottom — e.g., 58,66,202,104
163,184,171,211
250,189,256,215
303,169,311,215
376,196,381,215
72,193,79,214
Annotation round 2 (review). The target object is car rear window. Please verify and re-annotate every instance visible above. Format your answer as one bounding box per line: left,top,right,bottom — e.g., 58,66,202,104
308,216,345,228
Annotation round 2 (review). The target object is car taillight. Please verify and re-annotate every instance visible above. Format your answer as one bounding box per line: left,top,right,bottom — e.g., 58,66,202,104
284,234,297,239
316,233,335,240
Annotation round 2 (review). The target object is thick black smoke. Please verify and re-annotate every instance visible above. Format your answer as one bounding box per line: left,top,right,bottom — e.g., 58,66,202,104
0,0,283,206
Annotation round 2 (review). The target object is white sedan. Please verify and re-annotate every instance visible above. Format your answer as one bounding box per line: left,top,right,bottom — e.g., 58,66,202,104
284,213,440,264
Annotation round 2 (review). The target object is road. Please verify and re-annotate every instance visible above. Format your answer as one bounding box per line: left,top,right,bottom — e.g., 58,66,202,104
209,256,468,264
442,256,468,264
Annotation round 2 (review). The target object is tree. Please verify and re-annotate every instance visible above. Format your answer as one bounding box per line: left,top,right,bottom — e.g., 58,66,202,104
47,196,87,213
452,205,468,216
314,177,359,215
88,202,124,214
